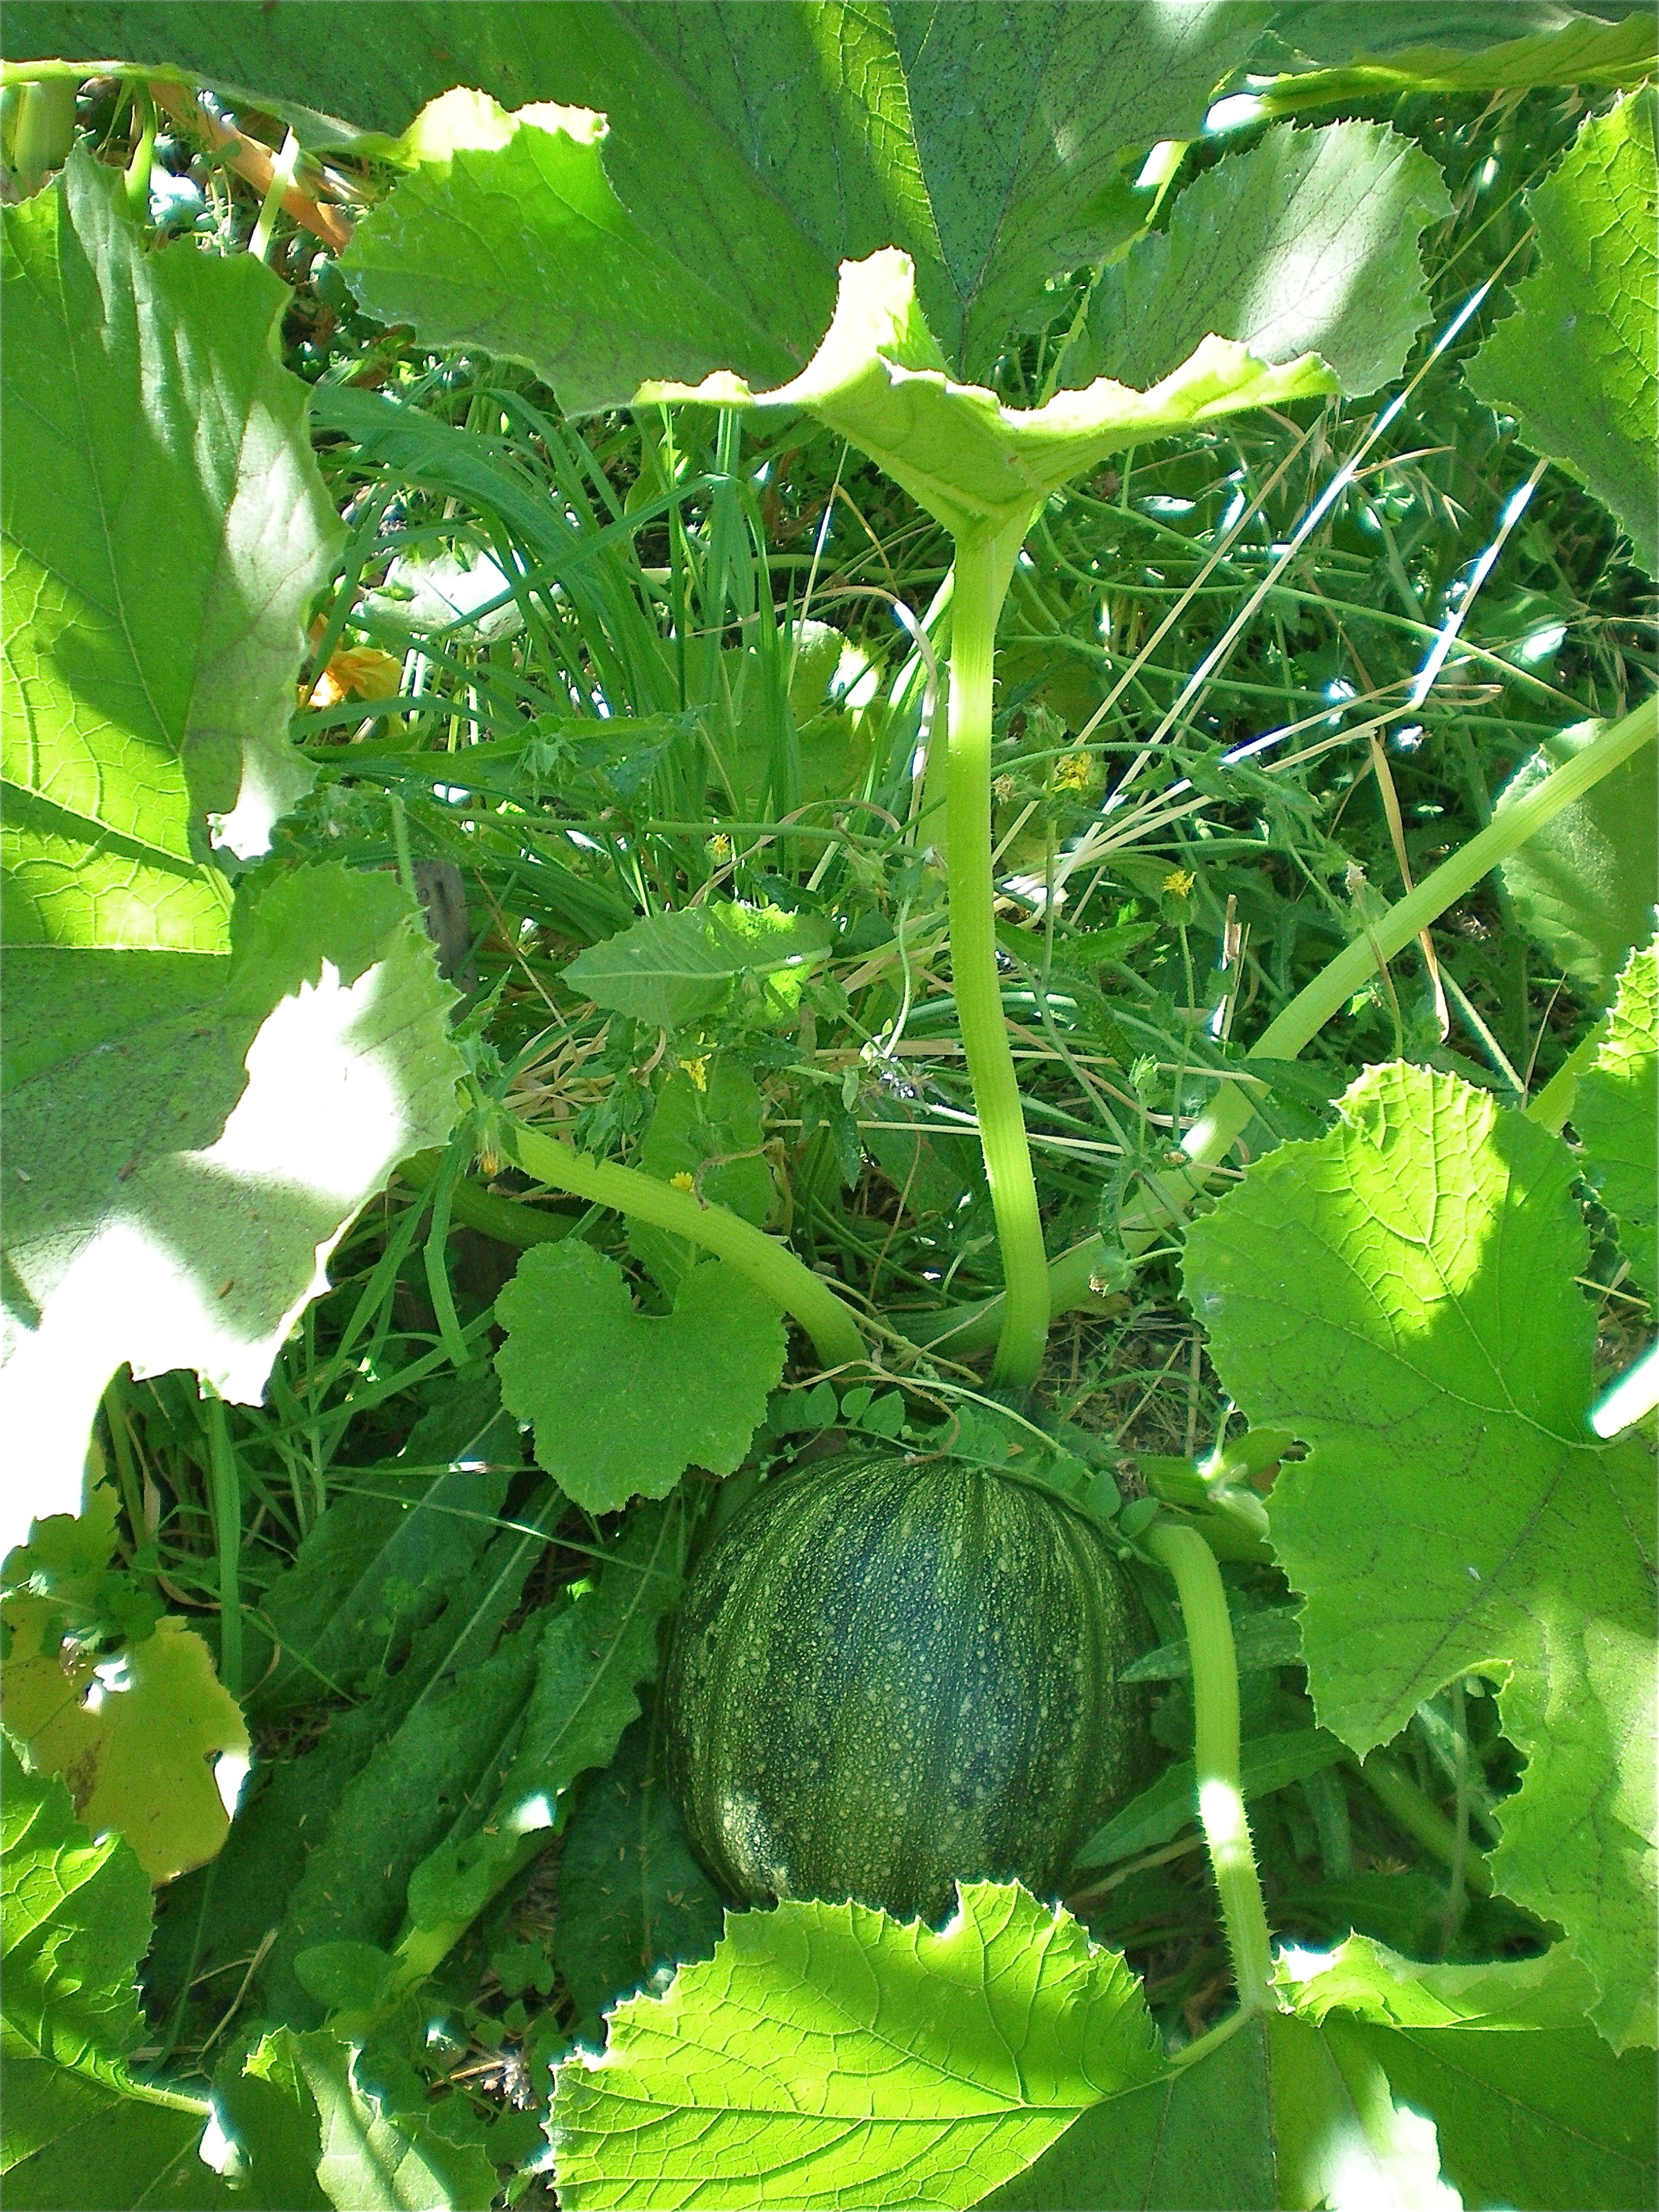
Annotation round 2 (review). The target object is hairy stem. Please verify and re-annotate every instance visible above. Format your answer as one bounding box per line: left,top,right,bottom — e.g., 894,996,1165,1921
946,526,1050,1388
505,1118,866,1371
1146,1522,1274,2016
912,694,1658,1357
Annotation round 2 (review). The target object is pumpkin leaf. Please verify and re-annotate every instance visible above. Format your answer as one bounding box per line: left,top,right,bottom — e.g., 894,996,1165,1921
641,246,1339,542
1249,3,1657,114
205,3,1276,387
551,1879,1165,2210
563,902,832,1031
496,1242,786,1512
1184,1062,1658,2051
1277,1938,1657,2210
1,1611,247,1886
982,2009,1453,2212
1468,87,1658,577
1573,935,1658,1300
1070,120,1451,398
0,1741,233,2209
1,149,339,945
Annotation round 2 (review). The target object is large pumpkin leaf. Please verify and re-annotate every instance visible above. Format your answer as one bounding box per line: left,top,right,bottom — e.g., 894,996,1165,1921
1468,87,1658,577
1184,1063,1657,2051
2,149,339,946
1001,1940,1654,2210
1077,120,1450,397
8,3,1268,383
643,246,1338,541
494,1244,786,1512
983,2009,1459,2212
1280,1938,1657,2211
1574,937,1658,1302
1496,719,1658,997
552,1880,1165,2209
1,865,464,1548
1,1741,233,2210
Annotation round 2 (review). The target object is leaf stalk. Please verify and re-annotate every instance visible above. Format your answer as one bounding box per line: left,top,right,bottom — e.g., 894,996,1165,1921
503,1117,866,1371
944,524,1051,1388
1145,1521,1275,2016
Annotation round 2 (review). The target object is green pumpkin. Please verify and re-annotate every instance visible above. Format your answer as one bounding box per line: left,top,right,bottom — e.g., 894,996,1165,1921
664,1450,1155,1924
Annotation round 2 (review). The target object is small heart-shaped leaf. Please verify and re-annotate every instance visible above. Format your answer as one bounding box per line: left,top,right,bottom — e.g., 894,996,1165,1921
494,1243,787,1511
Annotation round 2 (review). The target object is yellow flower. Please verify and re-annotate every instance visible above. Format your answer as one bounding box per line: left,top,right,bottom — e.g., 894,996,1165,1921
1051,751,1094,793
678,1056,709,1091
706,832,732,862
1161,867,1195,898
668,1170,697,1192
303,644,403,710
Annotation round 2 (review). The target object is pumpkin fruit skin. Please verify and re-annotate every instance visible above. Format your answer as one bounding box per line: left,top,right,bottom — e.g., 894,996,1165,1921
664,1450,1155,1925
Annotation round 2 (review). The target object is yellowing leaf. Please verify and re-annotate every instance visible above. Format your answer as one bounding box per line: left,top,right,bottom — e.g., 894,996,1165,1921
3,1611,248,1884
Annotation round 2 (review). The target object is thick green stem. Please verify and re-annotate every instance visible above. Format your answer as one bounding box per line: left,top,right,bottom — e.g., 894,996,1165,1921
1146,1523,1274,2016
946,527,1050,1388
402,1148,580,1246
504,1118,866,1371
911,695,1657,1357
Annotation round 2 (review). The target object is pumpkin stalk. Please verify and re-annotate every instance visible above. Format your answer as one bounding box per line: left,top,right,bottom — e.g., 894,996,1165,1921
1145,1521,1275,2018
944,522,1051,1389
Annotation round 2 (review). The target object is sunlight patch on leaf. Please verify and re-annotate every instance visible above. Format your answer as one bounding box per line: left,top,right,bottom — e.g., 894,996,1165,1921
1,149,341,943
1,868,462,1548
